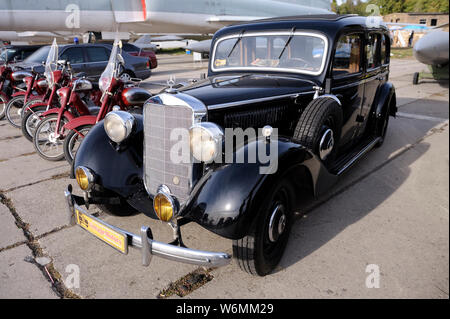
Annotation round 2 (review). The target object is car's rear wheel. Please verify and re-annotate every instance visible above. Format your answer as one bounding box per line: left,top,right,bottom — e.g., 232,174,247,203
233,178,294,276
293,97,343,168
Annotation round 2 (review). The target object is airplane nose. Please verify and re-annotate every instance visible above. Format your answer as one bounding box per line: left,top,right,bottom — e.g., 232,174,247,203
413,31,449,66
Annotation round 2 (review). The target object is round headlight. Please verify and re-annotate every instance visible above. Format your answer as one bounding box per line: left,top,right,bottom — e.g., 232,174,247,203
189,123,223,163
153,192,175,222
104,111,135,143
75,166,95,191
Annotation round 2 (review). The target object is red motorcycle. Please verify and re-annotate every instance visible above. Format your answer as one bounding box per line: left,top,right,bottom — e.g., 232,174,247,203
32,74,102,161
5,67,48,128
20,61,75,141
0,57,29,119
62,40,151,163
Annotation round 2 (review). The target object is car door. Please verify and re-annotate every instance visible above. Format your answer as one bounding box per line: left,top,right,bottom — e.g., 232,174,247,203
330,31,365,153
85,46,111,78
355,32,382,139
59,46,87,74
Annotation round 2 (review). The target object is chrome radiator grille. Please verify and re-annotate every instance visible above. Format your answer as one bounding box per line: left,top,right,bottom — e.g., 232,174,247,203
143,103,193,205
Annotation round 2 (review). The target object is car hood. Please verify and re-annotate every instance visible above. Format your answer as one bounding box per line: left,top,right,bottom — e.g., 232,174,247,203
179,74,316,107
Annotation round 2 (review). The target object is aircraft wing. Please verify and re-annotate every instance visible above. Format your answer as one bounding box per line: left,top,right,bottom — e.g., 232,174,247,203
206,16,270,23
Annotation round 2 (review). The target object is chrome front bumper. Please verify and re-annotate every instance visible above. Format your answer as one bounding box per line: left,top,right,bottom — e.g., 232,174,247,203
64,185,231,268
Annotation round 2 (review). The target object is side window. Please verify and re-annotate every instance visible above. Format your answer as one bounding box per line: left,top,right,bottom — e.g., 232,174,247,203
380,34,389,65
366,33,381,69
86,47,109,62
333,34,362,77
60,47,85,64
22,49,36,60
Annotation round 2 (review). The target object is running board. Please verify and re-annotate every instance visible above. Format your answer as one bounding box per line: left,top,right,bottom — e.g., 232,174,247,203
333,137,381,176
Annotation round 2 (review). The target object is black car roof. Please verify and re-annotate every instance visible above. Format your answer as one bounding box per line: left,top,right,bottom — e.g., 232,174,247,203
216,14,388,38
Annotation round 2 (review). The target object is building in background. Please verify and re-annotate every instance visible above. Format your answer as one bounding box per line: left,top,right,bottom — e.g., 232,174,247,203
384,12,449,27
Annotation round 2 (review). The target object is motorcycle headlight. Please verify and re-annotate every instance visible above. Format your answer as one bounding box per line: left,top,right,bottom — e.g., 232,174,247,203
104,111,135,143
189,123,223,163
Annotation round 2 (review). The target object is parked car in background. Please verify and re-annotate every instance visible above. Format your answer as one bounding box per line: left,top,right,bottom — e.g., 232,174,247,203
123,42,158,69
0,45,43,63
14,43,151,81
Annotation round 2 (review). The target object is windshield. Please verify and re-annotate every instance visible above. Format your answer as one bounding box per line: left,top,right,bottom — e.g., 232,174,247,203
43,39,59,87
212,32,327,76
24,46,51,64
99,39,122,92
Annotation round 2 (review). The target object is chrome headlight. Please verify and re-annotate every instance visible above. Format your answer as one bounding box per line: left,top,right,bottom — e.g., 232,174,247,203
189,122,223,163
104,111,135,143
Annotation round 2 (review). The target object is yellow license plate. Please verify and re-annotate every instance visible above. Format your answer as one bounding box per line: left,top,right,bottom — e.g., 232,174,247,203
75,206,128,254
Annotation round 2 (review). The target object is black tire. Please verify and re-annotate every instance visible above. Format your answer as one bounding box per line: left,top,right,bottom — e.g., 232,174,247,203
63,125,92,164
21,105,47,142
233,178,294,276
293,98,343,168
0,94,8,120
90,189,137,217
5,95,25,128
375,105,391,148
33,114,67,161
413,72,420,85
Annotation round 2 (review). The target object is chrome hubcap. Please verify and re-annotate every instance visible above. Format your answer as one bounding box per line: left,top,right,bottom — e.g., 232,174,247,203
268,204,286,243
319,128,334,161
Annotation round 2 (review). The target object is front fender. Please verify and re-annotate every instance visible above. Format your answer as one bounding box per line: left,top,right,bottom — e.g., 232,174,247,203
182,137,337,240
73,115,144,199
11,91,26,97
63,115,97,131
41,108,75,121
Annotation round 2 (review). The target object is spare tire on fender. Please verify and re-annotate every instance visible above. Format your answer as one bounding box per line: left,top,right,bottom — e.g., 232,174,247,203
293,97,343,168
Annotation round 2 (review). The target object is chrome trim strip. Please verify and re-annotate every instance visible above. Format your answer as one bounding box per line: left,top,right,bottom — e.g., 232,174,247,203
337,137,381,175
208,91,315,110
211,31,329,76
66,189,231,268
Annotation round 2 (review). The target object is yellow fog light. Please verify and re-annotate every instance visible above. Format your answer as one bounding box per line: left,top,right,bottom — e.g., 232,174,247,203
153,192,176,222
75,166,94,191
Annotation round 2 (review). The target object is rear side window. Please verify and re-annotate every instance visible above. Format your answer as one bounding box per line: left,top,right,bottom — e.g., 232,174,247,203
366,33,381,69
380,34,389,65
60,47,85,64
333,34,362,77
86,47,109,62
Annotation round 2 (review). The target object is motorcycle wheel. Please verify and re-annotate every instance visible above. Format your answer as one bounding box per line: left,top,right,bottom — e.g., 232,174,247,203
20,98,44,118
63,125,93,164
0,94,8,120
33,114,67,161
21,105,47,142
5,95,25,128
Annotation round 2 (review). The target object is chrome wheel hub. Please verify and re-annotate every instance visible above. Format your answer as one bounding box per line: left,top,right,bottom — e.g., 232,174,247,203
268,204,286,243
319,128,334,161
48,132,59,144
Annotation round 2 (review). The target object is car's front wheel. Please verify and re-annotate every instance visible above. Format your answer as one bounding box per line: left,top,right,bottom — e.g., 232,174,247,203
233,178,294,276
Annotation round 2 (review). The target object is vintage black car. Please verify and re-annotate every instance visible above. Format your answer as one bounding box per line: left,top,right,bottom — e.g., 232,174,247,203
65,15,397,276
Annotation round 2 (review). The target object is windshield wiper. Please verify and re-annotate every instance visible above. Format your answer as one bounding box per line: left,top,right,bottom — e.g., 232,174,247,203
278,27,296,60
227,30,245,58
